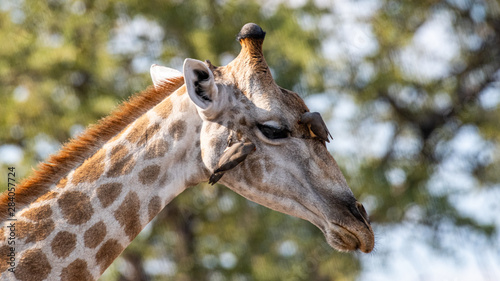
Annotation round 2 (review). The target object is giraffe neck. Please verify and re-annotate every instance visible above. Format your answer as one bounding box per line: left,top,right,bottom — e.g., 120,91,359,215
0,86,209,280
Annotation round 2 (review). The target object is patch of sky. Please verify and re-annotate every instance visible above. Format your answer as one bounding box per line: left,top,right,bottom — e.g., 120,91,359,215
323,21,379,62
319,0,381,62
0,0,16,11
479,85,500,110
432,92,452,111
219,53,235,66
446,0,472,11
304,93,335,113
108,15,164,73
331,0,382,19
34,134,61,160
354,61,376,88
144,258,177,276
69,124,85,138
359,222,500,281
0,145,24,165
429,125,493,196
51,86,80,111
452,187,500,227
319,0,381,63
393,132,423,159
70,0,86,15
202,254,218,269
360,194,379,214
219,252,237,269
385,167,406,186
358,118,396,159
38,32,64,48
10,10,25,24
278,240,298,257
218,193,235,213
13,85,29,102
398,10,460,82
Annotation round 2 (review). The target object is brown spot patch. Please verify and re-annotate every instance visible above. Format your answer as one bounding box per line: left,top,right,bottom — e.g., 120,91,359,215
51,231,77,258
96,239,124,274
114,192,141,241
107,155,135,178
138,165,161,185
148,196,162,222
145,139,169,159
263,157,276,175
0,228,4,242
239,116,247,126
17,219,55,243
168,120,186,141
179,99,190,112
72,149,106,184
245,160,263,184
21,205,52,221
0,245,10,272
154,98,173,119
210,138,224,155
15,249,51,281
61,259,93,281
57,177,68,188
110,144,129,163
137,123,161,147
126,116,150,144
96,182,122,208
34,191,58,203
106,145,136,178
209,138,218,151
84,221,107,249
16,221,32,240
58,191,94,225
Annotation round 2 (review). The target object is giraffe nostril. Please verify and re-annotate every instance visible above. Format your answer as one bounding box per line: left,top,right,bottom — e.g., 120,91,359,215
356,202,370,224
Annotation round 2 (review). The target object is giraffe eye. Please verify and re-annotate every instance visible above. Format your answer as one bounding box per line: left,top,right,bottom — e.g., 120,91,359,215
257,123,290,139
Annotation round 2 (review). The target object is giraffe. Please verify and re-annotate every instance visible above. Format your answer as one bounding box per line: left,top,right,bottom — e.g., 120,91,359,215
0,23,374,280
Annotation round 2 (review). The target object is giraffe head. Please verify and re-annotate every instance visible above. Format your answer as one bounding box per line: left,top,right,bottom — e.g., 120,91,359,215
155,23,374,253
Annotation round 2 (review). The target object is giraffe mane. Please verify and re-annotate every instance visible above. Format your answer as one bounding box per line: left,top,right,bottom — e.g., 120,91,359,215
0,76,185,222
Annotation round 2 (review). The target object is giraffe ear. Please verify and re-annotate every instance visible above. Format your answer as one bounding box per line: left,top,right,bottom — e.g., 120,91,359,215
183,58,221,115
150,64,182,89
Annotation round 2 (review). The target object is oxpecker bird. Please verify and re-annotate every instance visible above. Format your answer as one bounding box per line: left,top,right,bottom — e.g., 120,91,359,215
209,142,256,185
300,112,333,142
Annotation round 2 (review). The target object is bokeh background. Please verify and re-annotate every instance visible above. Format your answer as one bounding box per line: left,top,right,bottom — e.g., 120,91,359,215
1,0,499,280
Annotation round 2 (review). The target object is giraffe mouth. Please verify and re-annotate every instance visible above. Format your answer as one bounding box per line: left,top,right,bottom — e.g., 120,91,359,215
324,223,374,253
314,202,375,253
291,194,375,253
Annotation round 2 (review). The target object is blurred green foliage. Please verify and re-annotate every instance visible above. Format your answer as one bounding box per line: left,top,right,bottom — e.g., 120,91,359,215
1,0,499,280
